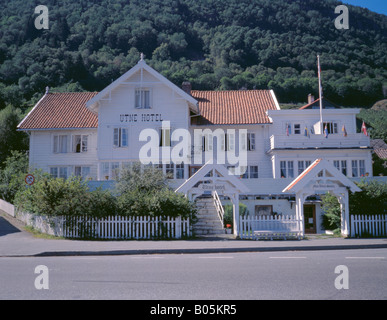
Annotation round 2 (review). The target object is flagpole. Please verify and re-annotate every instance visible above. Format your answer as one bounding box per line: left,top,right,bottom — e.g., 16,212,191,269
317,55,323,135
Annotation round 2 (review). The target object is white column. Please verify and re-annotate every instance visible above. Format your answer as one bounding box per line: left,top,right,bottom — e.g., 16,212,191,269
296,192,305,237
231,194,240,236
339,192,350,237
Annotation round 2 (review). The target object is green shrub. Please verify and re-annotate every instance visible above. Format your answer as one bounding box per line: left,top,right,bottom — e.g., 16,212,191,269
15,175,116,217
321,193,341,232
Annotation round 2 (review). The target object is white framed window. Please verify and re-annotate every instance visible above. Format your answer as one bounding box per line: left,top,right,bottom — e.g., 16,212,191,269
294,124,301,135
166,163,174,179
249,166,259,179
175,163,185,179
280,161,294,178
113,128,128,148
221,132,235,151
333,160,348,176
202,132,213,152
53,135,68,153
135,88,151,109
50,166,68,179
74,166,91,179
323,122,338,134
352,160,365,177
159,127,171,147
298,160,312,176
247,133,256,151
72,135,88,153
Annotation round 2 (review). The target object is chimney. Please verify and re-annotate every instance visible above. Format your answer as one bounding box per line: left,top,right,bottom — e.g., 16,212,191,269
308,94,315,104
182,81,192,95
45,86,50,94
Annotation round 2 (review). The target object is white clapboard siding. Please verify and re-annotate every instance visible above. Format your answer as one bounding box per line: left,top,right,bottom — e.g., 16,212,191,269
351,214,387,238
239,215,301,239
62,215,190,240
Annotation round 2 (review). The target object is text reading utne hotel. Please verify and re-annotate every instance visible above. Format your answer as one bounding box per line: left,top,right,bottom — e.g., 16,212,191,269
18,57,372,237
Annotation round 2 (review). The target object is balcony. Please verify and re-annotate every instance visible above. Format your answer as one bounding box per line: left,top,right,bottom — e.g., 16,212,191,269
269,133,370,151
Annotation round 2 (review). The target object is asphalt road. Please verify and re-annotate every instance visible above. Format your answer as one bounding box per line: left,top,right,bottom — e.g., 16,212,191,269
0,249,386,300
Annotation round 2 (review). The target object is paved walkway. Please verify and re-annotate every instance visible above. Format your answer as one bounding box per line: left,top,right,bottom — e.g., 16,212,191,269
1,211,387,257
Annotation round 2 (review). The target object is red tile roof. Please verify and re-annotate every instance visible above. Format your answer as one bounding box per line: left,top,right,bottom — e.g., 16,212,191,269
18,92,99,130
191,90,278,125
19,90,278,130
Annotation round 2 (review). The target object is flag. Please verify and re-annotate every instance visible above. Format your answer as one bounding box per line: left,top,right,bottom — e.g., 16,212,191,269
324,125,329,138
361,121,368,136
286,123,290,136
342,124,347,137
304,127,310,138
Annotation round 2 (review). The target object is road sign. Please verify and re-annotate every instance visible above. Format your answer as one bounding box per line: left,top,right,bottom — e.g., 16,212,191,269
25,174,35,186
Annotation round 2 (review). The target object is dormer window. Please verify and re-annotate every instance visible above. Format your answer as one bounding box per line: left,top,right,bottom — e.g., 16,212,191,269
135,88,151,109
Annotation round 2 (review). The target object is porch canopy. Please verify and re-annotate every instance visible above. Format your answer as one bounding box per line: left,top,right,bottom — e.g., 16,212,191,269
176,162,249,235
283,159,361,236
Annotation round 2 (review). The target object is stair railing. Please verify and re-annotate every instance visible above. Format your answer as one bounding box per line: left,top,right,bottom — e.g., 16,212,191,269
212,190,224,225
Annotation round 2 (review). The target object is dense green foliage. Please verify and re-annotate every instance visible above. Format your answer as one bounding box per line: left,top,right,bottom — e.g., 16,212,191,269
321,180,387,234
115,163,196,218
357,109,387,142
0,150,29,202
13,163,196,219
0,0,386,110
321,193,341,233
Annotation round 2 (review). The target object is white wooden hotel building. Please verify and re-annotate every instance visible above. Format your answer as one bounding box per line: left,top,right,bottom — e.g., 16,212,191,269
18,57,373,236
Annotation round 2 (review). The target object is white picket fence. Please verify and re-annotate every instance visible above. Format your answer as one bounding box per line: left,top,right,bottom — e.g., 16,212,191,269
62,215,191,240
239,215,302,240
351,214,387,238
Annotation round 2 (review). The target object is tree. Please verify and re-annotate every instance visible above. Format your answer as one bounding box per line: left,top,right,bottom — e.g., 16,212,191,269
0,105,29,165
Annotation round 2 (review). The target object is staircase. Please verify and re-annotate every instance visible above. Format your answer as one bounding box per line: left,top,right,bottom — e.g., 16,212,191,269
193,196,226,236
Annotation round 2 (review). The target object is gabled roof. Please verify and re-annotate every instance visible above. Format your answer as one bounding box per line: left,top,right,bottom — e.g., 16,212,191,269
299,97,340,110
176,162,249,194
86,59,198,114
191,90,279,125
283,158,361,193
18,92,99,130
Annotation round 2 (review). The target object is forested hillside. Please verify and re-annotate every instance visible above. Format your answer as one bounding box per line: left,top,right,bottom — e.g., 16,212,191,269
0,0,386,110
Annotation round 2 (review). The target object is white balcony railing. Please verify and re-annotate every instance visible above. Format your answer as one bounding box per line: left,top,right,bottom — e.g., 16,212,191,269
270,133,370,150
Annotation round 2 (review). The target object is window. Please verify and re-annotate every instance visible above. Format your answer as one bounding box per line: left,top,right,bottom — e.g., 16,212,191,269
160,128,171,147
298,160,312,175
280,161,294,178
135,89,151,109
53,135,68,153
249,166,259,179
323,122,338,134
50,167,68,179
111,162,120,180
352,160,366,177
113,128,128,148
240,166,248,179
223,132,235,151
74,166,91,179
50,167,58,178
255,205,273,217
294,124,301,135
166,164,174,179
247,133,256,151
176,164,185,179
334,160,347,176
73,135,88,153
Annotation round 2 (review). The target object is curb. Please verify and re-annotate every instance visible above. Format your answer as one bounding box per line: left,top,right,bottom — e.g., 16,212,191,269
1,242,383,258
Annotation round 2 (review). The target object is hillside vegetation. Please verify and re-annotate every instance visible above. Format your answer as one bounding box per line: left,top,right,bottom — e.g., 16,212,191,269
0,0,386,165
0,0,386,109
